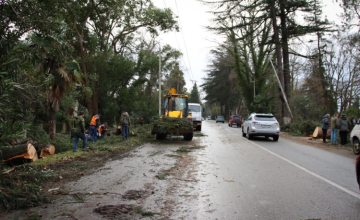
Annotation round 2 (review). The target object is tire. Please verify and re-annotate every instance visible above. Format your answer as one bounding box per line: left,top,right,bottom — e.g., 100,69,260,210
265,136,269,139
353,138,360,155
156,134,166,140
242,128,246,137
273,135,279,141
228,123,230,127
184,133,193,141
246,129,252,140
196,125,202,131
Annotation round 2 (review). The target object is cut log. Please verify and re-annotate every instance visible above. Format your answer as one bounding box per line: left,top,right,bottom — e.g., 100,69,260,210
1,143,38,162
39,144,55,158
108,126,122,136
33,143,55,155
312,127,331,139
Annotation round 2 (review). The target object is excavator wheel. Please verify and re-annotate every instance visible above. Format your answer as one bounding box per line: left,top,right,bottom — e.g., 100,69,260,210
184,133,193,141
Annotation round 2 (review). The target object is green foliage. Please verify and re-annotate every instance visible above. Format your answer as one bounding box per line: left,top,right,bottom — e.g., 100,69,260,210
152,117,193,134
202,47,242,118
282,121,320,136
155,173,169,180
189,83,201,103
345,107,359,119
0,167,53,210
251,95,274,113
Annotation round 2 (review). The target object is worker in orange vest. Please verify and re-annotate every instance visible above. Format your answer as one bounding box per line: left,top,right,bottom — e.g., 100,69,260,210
98,122,108,139
89,114,100,142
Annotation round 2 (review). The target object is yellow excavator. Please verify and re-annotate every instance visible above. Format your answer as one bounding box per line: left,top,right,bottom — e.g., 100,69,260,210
151,88,193,141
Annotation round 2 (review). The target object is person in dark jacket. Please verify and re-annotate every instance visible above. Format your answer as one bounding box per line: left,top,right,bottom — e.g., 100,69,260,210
72,111,87,152
337,114,352,145
321,114,330,143
120,110,131,140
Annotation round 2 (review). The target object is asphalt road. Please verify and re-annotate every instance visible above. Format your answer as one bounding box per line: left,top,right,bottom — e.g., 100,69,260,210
193,120,360,220
4,120,360,220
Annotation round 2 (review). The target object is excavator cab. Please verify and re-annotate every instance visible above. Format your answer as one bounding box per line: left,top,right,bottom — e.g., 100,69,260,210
163,96,189,118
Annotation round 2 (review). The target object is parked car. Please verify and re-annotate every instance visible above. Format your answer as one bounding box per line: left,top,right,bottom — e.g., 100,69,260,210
216,116,225,123
242,113,280,141
207,116,211,120
228,115,242,127
351,124,360,155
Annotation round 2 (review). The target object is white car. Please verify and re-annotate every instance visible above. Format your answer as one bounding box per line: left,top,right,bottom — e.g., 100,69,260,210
242,113,280,141
351,124,360,155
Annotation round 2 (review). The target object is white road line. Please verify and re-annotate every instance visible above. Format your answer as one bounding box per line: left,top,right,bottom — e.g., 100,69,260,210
244,138,360,200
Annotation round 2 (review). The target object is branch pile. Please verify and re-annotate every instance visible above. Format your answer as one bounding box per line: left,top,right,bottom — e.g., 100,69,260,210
152,117,193,134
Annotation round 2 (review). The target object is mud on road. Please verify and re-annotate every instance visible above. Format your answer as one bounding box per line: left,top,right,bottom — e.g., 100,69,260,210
5,135,206,220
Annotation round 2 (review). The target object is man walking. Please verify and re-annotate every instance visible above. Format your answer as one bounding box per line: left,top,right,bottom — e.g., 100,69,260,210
120,110,131,140
330,113,339,145
337,114,352,145
72,111,87,152
321,114,330,143
89,114,100,142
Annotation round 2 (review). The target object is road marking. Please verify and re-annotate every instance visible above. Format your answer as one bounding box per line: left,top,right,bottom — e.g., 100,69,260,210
244,138,360,200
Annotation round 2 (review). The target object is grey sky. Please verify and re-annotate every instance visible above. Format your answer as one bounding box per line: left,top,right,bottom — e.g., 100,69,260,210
152,0,220,96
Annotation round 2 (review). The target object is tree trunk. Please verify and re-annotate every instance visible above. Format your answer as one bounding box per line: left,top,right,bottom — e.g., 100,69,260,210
49,106,56,140
36,144,56,158
313,126,331,138
270,0,285,122
0,143,38,162
279,0,291,123
93,79,99,114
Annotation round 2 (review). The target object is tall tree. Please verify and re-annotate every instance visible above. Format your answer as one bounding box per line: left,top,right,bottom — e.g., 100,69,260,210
189,83,201,103
202,0,333,124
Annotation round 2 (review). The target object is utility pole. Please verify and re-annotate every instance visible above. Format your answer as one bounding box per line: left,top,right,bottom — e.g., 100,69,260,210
157,43,162,116
270,59,293,120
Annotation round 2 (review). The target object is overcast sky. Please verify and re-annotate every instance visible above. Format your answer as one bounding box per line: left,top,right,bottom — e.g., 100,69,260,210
152,0,220,97
151,0,342,97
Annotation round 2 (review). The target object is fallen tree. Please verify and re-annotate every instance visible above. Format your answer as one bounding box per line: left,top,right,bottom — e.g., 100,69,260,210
312,127,331,138
0,143,38,162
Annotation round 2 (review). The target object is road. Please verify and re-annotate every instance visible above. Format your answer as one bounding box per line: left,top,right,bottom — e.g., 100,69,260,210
3,120,360,220
193,120,360,220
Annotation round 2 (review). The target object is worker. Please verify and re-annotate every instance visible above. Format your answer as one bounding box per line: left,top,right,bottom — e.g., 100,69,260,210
98,122,108,139
89,114,100,142
120,110,131,140
140,117,144,126
72,111,87,152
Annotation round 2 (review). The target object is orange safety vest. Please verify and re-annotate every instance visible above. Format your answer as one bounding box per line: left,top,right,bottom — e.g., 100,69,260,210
90,116,97,126
99,125,106,133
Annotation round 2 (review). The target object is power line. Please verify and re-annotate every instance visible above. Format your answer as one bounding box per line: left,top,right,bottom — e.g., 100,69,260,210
174,0,195,82
162,0,193,83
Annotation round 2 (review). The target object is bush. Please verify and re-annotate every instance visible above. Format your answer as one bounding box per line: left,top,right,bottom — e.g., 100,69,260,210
282,120,320,136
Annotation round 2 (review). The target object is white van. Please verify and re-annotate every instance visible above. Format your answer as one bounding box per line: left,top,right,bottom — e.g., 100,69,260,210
188,103,202,131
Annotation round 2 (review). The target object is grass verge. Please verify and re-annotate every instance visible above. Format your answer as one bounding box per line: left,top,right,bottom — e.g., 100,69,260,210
0,126,151,211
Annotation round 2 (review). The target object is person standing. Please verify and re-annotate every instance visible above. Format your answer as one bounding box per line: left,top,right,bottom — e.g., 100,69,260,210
72,111,87,152
140,117,144,126
337,114,352,145
321,114,330,143
330,113,339,145
89,114,100,142
120,110,131,140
